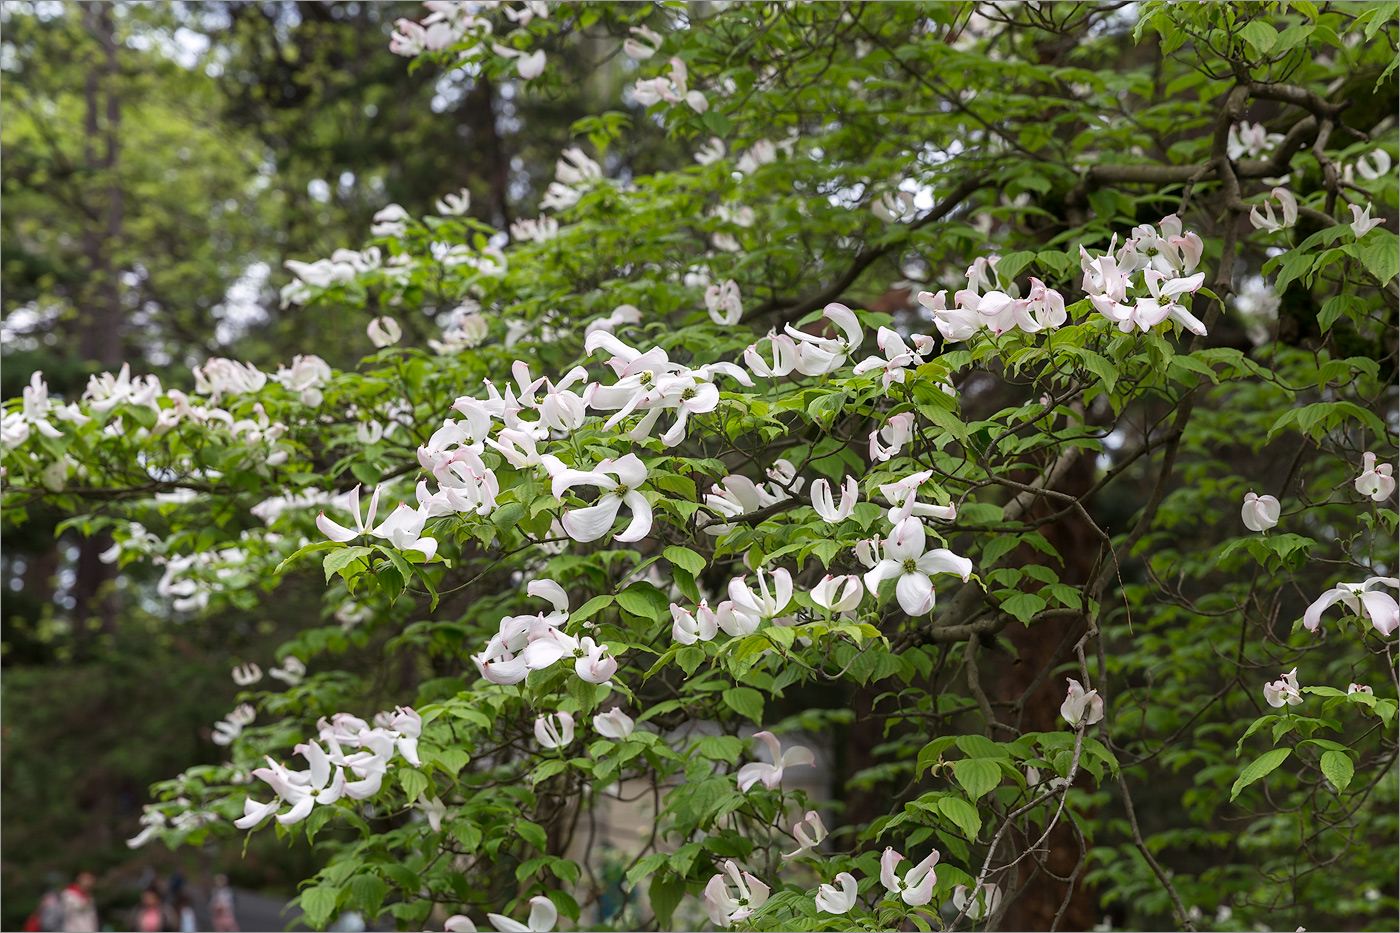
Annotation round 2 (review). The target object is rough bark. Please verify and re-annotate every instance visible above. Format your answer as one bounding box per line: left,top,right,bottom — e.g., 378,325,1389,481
75,3,122,635
995,451,1100,932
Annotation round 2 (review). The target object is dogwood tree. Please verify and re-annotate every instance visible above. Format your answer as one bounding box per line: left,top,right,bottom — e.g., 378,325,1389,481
3,2,1396,931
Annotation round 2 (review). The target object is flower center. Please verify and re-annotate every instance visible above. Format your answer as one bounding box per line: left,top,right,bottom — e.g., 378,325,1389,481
615,483,630,496
681,387,696,401
903,558,918,573
1157,294,1172,306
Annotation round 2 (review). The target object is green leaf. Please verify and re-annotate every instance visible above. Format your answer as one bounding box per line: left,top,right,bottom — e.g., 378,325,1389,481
491,501,526,531
1239,20,1278,54
721,686,765,723
517,820,548,852
275,538,336,575
1235,714,1280,755
1272,23,1314,52
1072,349,1118,392
676,645,705,676
1317,295,1350,333
1270,249,1315,291
702,110,732,136
1352,231,1399,285
516,856,552,883
649,874,687,931
303,805,334,844
434,747,471,777
617,582,669,620
375,544,415,587
1267,401,1387,442
916,399,968,441
323,546,373,583
916,737,958,777
810,538,840,568
995,250,1037,281
567,673,602,717
383,864,421,892
1168,353,1219,385
696,734,745,764
955,734,1007,760
299,885,341,930
1230,747,1291,801
806,390,848,429
981,536,1021,565
1000,591,1046,625
1319,750,1354,792
452,822,483,853
348,874,388,918
672,566,701,603
398,767,431,803
951,758,1002,801
571,594,615,624
625,853,669,887
663,545,707,575
937,796,983,839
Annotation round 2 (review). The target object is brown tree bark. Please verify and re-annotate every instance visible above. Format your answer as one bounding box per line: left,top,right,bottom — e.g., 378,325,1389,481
75,3,123,636
994,450,1100,932
79,2,123,367
466,76,510,228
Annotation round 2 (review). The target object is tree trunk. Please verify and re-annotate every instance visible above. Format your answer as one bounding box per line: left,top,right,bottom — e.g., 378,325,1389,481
994,450,1100,931
75,3,123,636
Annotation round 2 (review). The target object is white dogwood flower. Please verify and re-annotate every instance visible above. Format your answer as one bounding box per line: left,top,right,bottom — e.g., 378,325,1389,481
546,453,653,543
737,731,814,791
1061,678,1105,726
1241,491,1281,532
862,518,972,615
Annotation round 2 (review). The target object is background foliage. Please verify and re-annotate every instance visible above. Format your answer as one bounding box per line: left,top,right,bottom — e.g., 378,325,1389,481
2,2,1396,931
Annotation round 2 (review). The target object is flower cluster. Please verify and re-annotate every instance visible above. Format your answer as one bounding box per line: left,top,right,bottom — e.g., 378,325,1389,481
704,842,967,927
211,704,256,746
1,354,311,485
390,2,550,82
4,17,1393,924
1227,121,1283,160
703,459,803,533
318,483,440,559
1079,215,1208,335
472,579,619,687
532,707,636,751
632,56,709,113
541,148,603,212
233,707,421,828
920,256,1068,342
748,303,866,379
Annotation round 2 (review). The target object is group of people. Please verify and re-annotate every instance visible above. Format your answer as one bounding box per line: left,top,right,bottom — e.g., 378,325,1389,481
25,871,239,933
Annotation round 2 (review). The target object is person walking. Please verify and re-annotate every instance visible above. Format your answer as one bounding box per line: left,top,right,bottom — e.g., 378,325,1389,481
132,888,170,933
209,874,238,933
22,873,64,932
174,891,198,933
58,872,99,933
